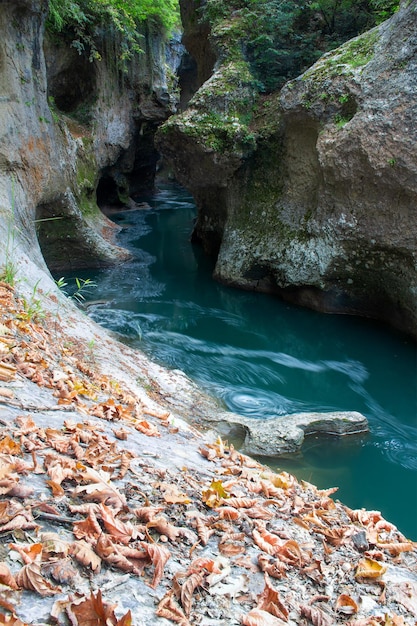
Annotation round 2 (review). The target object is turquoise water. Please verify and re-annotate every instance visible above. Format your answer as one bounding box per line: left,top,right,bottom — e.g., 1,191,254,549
68,183,417,539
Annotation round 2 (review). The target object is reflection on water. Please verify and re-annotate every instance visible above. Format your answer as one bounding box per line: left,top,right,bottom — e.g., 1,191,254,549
67,182,417,539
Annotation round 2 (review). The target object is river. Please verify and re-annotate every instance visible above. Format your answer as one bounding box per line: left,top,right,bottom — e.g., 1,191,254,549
64,181,417,539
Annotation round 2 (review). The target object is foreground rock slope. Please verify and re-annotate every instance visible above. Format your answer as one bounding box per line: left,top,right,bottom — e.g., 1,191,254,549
156,0,417,338
0,282,416,625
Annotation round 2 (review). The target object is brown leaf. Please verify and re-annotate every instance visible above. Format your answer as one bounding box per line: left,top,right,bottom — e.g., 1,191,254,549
257,573,289,621
217,507,240,521
258,554,287,579
299,604,334,626
335,593,358,615
15,562,61,596
73,509,102,542
242,608,288,625
252,529,282,556
74,465,126,511
67,590,131,626
99,503,135,544
134,505,165,522
223,497,258,509
134,419,160,437
42,558,78,584
180,572,204,616
69,540,102,572
95,534,141,574
156,593,190,625
0,562,19,590
140,541,171,589
147,517,180,542
0,362,17,382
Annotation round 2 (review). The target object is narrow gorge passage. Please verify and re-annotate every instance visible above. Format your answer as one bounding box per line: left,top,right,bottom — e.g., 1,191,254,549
60,181,417,540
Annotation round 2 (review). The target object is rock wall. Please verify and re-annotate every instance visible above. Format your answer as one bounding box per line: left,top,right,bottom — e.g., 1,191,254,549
0,0,179,278
156,0,417,338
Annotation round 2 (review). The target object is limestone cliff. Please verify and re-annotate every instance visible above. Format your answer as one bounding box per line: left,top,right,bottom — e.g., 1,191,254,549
156,0,417,338
0,0,178,279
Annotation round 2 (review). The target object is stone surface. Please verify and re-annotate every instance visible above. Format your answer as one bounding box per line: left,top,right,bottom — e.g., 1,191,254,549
156,1,417,338
203,410,369,456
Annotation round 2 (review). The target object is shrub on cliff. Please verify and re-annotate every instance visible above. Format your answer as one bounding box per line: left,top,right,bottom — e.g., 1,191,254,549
202,0,400,92
47,0,180,64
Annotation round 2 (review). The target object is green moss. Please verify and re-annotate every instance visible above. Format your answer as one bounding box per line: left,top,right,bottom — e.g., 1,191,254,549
337,30,379,67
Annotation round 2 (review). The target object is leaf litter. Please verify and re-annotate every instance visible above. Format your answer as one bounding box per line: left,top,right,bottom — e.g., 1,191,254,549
0,281,415,624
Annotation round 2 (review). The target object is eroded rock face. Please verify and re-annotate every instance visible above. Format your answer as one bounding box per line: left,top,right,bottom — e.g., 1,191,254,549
0,1,179,276
156,2,417,338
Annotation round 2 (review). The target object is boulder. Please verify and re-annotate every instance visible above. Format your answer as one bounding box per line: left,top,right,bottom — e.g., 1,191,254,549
210,410,369,456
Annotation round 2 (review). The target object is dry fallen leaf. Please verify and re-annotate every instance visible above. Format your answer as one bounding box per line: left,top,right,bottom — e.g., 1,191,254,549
15,562,61,596
202,480,229,508
156,593,190,626
0,562,19,590
355,557,387,581
335,593,358,615
242,607,287,625
256,573,289,621
67,590,132,626
299,604,334,626
69,540,102,572
140,541,171,589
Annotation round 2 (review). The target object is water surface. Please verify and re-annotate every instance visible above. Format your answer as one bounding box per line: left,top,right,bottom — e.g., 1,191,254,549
67,183,417,538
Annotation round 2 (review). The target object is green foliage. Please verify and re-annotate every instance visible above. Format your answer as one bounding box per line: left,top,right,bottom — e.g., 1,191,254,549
56,276,97,304
202,0,400,92
46,0,180,66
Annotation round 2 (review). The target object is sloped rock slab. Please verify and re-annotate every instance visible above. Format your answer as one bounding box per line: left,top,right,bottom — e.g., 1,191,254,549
210,410,369,456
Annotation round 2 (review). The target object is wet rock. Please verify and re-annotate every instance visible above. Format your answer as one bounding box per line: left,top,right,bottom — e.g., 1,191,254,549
205,410,369,456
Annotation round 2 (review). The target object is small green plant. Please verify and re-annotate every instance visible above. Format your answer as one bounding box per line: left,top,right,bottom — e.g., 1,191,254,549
48,96,60,124
0,178,19,287
387,157,396,166
339,93,350,103
19,279,45,321
56,276,97,304
334,113,350,128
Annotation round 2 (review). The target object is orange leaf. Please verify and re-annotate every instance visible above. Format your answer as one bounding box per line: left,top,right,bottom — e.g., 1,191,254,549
0,437,21,456
134,420,160,437
355,557,387,581
335,593,358,615
9,542,42,564
252,529,282,556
